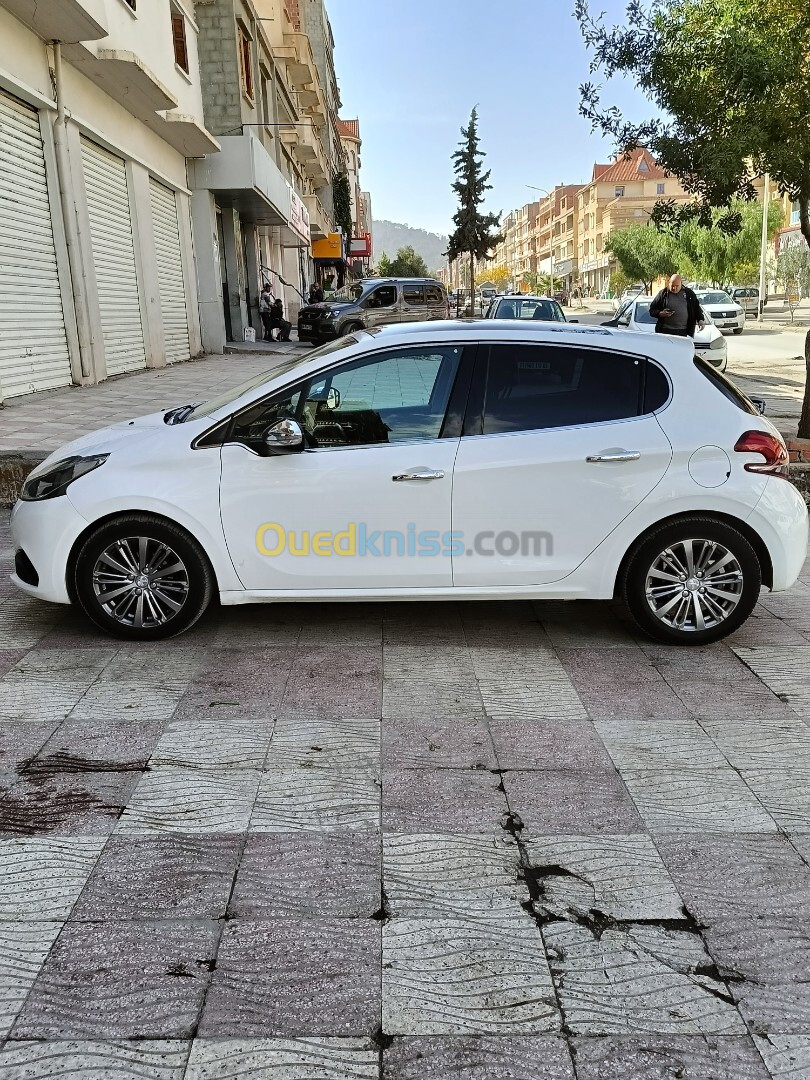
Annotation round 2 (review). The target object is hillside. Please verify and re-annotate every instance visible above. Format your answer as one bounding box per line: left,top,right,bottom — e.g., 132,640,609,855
372,220,448,273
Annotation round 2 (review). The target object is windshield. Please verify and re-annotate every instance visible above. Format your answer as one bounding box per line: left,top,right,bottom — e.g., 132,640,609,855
633,301,657,325
329,283,365,302
697,291,733,305
185,337,361,421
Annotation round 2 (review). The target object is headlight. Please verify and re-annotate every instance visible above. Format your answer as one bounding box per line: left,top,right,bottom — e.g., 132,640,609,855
709,336,726,350
21,455,108,501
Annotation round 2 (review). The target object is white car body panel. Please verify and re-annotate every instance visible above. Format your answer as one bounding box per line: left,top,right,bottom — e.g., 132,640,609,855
9,321,807,618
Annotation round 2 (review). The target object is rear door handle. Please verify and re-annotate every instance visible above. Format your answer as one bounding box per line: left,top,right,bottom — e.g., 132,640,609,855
392,470,445,482
586,450,641,463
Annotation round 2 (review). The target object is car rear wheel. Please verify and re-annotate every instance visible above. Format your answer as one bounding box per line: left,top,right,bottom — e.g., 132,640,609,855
621,516,761,645
73,514,214,640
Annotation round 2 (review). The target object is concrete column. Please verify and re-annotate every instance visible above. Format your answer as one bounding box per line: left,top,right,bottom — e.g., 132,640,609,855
64,122,106,383
221,207,247,341
127,161,165,369
281,245,302,323
38,108,83,387
176,191,202,357
190,189,225,354
243,223,262,333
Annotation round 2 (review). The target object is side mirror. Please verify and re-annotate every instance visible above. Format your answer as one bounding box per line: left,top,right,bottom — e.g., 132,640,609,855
263,418,304,455
750,396,767,415
601,319,618,327
617,315,630,327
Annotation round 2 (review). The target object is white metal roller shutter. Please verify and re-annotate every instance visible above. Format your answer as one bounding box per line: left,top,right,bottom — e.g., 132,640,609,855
149,179,190,363
0,91,72,398
80,138,145,375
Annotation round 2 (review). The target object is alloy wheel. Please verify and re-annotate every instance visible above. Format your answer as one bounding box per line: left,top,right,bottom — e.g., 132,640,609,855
91,536,190,629
644,538,744,632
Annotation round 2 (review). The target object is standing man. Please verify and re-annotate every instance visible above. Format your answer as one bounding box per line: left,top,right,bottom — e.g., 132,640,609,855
259,284,274,342
650,275,706,337
270,297,292,342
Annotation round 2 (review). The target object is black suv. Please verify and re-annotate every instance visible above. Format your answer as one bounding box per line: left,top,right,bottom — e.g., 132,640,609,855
298,278,449,344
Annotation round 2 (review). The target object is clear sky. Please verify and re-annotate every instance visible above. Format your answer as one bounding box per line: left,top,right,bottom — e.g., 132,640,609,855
327,0,655,235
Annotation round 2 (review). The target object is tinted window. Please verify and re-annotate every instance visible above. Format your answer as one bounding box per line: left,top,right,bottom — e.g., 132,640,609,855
482,345,642,434
403,284,425,307
644,361,670,412
367,286,397,308
693,357,758,414
425,285,445,306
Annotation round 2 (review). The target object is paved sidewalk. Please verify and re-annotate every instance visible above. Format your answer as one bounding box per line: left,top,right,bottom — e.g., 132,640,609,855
0,348,304,456
0,513,809,1076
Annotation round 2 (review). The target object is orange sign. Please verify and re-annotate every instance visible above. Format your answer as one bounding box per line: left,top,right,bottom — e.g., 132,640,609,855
311,233,343,259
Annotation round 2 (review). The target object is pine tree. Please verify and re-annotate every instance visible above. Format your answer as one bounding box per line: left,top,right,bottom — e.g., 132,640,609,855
447,109,501,309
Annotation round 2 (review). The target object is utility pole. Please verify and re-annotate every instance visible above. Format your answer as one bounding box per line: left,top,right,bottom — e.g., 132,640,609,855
758,173,770,323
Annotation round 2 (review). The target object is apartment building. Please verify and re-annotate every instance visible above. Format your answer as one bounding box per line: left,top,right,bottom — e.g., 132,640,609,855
532,185,580,289
339,118,372,274
0,0,217,400
577,147,690,294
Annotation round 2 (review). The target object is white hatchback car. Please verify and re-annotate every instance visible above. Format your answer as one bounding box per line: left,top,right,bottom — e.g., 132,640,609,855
11,322,807,645
604,295,729,371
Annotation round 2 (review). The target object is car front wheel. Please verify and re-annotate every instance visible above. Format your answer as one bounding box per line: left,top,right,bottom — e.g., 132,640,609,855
733,327,743,335
621,517,761,645
73,514,214,640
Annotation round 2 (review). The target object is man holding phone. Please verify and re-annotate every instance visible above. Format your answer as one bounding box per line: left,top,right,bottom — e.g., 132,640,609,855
650,274,706,337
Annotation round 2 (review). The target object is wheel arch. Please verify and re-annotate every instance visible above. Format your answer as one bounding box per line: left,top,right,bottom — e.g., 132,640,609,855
612,510,773,598
65,509,222,604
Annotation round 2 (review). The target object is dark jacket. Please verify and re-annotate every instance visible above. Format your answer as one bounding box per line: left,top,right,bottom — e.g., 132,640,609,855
649,286,705,337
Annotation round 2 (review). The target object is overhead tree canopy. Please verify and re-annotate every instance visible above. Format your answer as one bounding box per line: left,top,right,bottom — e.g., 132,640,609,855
605,224,680,293
575,0,810,245
676,200,783,286
447,108,502,298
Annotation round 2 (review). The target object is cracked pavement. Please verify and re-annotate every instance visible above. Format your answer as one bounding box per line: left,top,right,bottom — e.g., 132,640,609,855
0,517,810,1078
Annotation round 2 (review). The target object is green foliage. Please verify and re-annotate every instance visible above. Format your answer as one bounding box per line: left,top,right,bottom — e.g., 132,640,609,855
609,270,633,296
376,246,429,278
776,244,810,321
332,173,353,241
674,199,783,286
605,224,680,292
575,0,810,246
447,108,502,279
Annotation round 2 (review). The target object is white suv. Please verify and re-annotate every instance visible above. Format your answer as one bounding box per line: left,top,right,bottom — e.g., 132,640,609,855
11,321,808,645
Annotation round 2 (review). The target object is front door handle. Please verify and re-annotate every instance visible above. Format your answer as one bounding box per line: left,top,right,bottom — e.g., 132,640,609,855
392,469,445,482
586,450,641,463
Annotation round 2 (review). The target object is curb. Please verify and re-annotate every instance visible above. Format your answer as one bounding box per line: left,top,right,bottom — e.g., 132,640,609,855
0,452,47,508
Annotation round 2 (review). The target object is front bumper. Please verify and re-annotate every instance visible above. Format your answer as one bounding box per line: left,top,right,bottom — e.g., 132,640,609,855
9,494,90,605
297,319,338,341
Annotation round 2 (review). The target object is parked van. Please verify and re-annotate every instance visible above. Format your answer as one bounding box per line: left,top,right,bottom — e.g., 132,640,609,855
297,278,449,344
730,286,763,316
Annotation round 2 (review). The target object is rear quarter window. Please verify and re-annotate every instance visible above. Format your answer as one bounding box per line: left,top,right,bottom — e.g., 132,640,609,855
693,357,759,414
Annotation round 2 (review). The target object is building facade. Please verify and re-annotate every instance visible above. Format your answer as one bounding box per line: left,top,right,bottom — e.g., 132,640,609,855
577,147,690,294
0,0,217,400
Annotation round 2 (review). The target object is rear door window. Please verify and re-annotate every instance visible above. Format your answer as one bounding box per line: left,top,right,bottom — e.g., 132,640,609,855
403,284,426,307
480,344,643,434
425,285,445,307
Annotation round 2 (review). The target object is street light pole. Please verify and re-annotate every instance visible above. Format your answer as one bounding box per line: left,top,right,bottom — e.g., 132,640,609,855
758,173,770,323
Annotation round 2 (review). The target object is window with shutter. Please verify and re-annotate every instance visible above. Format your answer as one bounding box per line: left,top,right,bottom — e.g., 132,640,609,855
171,10,189,73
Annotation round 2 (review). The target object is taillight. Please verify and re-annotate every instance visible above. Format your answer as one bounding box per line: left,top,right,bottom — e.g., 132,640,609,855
734,430,790,477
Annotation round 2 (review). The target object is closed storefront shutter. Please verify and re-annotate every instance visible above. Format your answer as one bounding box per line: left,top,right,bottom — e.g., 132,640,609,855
0,91,72,399
149,179,190,363
80,138,145,375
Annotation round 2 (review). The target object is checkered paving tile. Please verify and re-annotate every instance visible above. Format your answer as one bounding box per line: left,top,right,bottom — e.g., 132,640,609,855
0,513,808,1077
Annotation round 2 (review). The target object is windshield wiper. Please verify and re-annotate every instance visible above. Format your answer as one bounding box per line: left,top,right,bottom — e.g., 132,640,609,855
163,403,199,425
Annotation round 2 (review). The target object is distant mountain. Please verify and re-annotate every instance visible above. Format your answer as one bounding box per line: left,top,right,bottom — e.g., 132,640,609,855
372,220,448,274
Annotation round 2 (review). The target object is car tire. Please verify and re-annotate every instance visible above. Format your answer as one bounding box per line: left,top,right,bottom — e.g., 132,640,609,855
733,327,743,335
73,514,214,640
621,515,761,645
